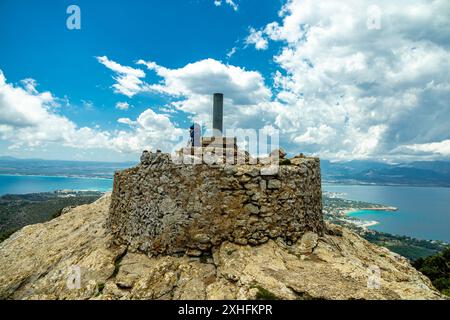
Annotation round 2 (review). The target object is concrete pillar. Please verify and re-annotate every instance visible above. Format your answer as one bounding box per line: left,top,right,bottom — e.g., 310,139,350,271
213,93,223,136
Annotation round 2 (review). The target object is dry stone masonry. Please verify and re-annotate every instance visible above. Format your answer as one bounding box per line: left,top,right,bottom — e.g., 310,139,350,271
108,150,324,257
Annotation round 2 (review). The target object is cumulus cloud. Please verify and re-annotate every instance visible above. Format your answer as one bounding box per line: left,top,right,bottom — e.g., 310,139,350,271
136,58,277,135
245,27,269,50
115,102,130,110
0,70,110,149
254,0,450,160
405,140,450,156
138,58,271,104
110,108,184,153
90,0,450,161
0,69,183,154
96,56,146,97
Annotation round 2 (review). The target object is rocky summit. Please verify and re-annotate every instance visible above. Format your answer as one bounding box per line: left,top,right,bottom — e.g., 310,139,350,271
0,194,443,300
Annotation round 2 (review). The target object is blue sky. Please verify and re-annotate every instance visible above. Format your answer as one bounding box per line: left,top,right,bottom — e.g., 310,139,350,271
1,0,450,162
0,0,279,133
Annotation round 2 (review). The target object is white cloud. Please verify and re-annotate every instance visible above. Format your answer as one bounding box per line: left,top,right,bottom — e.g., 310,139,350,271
117,118,135,126
136,58,276,135
406,140,450,156
115,102,130,110
20,78,38,94
245,27,269,50
294,124,335,145
226,47,237,59
252,0,450,160
110,109,184,153
138,58,271,104
214,0,239,11
0,70,110,149
16,0,449,161
99,57,275,136
96,56,146,97
0,69,184,155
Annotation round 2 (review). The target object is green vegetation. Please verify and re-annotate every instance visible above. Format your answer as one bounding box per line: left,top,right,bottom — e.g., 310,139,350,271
279,159,292,166
363,231,446,260
112,249,128,278
226,249,236,256
0,191,103,243
0,229,16,242
253,285,280,300
413,247,450,296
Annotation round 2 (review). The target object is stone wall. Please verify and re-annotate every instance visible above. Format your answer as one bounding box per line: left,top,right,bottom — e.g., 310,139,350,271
108,152,324,257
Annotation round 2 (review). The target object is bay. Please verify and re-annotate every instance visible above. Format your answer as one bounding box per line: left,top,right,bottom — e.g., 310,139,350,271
323,184,450,243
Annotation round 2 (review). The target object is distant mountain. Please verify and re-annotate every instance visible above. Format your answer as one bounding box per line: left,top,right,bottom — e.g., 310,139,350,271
1,157,449,187
0,156,19,161
321,160,450,187
0,158,137,179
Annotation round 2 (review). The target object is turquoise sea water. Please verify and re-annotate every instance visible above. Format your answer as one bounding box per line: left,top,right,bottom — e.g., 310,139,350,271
0,174,113,196
323,184,450,243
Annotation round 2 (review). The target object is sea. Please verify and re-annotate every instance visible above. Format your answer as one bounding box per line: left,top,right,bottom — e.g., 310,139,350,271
323,184,450,243
0,174,113,196
0,174,449,243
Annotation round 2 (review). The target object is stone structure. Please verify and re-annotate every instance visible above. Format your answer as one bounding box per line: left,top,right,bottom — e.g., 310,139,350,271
108,151,324,257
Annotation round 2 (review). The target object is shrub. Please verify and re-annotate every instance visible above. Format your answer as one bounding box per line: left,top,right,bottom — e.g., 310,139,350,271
413,247,450,296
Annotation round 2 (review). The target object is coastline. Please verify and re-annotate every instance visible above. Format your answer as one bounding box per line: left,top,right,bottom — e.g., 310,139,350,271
322,181,450,188
0,173,113,181
342,206,398,216
339,206,398,230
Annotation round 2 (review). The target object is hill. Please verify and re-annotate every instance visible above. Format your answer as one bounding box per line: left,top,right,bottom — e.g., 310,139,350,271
321,160,450,187
0,191,104,242
0,157,135,178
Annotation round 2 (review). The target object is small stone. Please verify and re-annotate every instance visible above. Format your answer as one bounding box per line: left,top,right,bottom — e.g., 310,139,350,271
186,249,203,257
260,206,270,214
244,203,260,215
234,238,248,245
279,192,290,200
244,183,259,190
224,165,237,175
252,192,262,201
140,150,151,165
247,168,260,177
267,179,281,189
193,233,211,244
261,166,279,176
260,180,267,191
297,232,319,254
259,236,269,244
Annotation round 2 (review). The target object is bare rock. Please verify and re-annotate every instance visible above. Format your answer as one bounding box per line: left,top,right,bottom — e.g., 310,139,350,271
0,196,444,300
267,179,281,189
